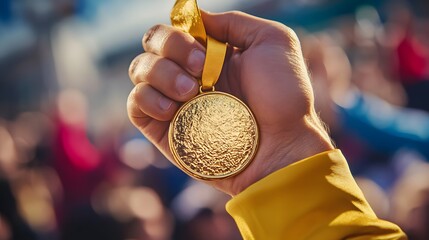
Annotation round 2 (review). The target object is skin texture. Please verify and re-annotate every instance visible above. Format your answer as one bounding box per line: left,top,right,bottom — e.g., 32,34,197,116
127,11,334,196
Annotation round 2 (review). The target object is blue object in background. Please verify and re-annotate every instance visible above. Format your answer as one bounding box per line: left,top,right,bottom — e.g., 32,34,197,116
337,89,429,160
75,0,115,21
0,0,12,23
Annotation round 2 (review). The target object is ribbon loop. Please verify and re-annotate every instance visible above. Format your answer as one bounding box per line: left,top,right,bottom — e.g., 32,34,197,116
171,0,227,91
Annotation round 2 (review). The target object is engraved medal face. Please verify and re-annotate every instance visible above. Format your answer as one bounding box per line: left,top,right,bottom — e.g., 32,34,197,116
168,91,259,180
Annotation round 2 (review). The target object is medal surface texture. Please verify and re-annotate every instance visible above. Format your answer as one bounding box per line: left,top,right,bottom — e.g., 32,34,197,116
169,91,259,180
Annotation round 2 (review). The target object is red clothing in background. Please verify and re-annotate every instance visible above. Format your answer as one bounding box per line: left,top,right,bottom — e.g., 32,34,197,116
52,116,102,219
396,35,429,84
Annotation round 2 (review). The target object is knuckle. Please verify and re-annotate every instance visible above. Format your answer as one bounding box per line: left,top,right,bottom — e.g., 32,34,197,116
127,90,146,125
130,53,162,84
127,87,140,119
143,24,162,46
166,29,183,43
263,22,300,47
131,82,147,104
283,25,299,42
142,55,160,82
155,57,178,74
127,89,137,111
128,55,141,80
147,57,180,86
144,24,192,56
224,11,246,28
162,27,197,54
226,10,245,19
142,24,171,52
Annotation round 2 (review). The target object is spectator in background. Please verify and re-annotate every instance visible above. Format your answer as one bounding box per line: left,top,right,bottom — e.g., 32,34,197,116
52,89,102,217
385,4,429,112
302,33,429,163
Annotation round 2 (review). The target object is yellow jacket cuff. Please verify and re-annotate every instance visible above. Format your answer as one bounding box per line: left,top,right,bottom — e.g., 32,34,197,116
226,149,407,240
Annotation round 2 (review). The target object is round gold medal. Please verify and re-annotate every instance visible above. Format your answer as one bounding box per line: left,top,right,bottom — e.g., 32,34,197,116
168,91,259,180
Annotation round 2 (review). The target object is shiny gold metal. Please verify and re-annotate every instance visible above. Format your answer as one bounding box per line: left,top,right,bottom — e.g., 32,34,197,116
199,85,215,93
168,91,259,180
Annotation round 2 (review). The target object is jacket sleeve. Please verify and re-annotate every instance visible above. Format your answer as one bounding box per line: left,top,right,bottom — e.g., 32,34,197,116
226,149,407,240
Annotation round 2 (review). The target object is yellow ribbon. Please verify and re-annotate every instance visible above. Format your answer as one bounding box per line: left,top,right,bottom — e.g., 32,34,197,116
171,0,227,92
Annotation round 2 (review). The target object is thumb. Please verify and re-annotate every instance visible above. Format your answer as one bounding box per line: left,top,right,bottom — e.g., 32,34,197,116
201,10,269,49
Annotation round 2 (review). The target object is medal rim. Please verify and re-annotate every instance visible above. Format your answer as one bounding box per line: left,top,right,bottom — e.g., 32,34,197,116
168,91,259,180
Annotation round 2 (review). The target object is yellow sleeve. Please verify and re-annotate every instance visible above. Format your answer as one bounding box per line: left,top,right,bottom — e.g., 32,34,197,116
226,149,407,240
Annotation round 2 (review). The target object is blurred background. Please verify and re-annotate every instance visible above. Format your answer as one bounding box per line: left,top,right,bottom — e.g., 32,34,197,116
0,0,428,239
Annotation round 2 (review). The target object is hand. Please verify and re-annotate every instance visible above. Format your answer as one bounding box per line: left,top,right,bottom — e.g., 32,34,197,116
127,11,334,196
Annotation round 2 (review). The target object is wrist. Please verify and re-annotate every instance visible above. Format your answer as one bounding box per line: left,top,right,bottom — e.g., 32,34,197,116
224,109,334,196
265,111,334,174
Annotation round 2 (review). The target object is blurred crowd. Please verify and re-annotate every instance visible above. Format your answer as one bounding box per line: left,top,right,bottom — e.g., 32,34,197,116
1,0,429,240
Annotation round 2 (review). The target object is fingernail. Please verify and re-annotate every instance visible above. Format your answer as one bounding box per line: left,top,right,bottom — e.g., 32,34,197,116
159,97,172,111
188,49,205,74
176,74,196,96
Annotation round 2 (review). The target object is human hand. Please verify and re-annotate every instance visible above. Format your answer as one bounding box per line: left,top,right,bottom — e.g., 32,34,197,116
128,11,333,196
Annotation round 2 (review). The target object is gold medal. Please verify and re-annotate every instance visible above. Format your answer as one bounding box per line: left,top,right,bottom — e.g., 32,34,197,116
169,91,258,179
168,0,259,180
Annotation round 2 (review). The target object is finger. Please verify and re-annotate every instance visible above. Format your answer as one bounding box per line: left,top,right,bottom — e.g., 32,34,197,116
200,11,266,49
129,53,199,102
143,24,206,77
201,11,291,49
127,82,178,122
